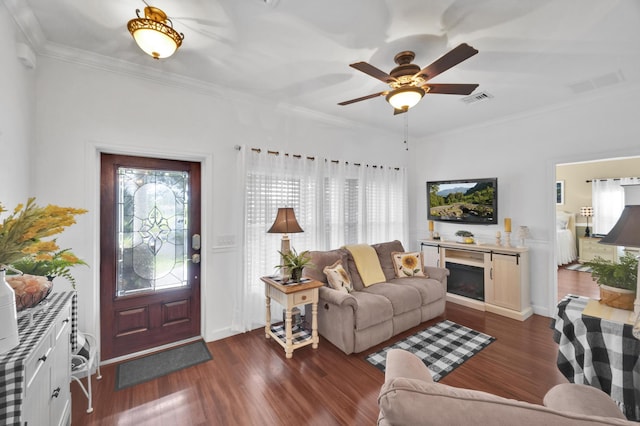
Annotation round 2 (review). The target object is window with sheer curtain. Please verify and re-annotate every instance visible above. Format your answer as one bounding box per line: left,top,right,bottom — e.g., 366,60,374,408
232,147,407,331
592,177,640,235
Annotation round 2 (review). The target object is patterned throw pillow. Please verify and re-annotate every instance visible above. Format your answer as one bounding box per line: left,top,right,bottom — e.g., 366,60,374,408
391,252,427,278
323,260,353,293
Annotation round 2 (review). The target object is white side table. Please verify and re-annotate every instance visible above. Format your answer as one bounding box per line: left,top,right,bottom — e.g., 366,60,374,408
261,276,322,358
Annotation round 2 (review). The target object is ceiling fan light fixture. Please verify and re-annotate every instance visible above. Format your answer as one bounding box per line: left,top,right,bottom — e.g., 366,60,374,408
386,87,425,110
127,6,184,59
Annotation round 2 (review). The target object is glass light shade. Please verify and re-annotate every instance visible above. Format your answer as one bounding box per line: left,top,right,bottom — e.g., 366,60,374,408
386,87,425,110
128,7,184,59
132,28,178,59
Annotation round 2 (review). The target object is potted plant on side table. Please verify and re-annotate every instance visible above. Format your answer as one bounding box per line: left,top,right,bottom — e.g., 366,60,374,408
276,247,313,283
584,252,638,310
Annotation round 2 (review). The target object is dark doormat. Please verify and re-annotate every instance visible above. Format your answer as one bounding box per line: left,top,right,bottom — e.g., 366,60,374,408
116,340,212,390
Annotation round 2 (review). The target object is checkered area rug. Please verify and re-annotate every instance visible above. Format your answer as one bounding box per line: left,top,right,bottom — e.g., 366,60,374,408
365,320,495,381
270,324,312,344
564,263,592,273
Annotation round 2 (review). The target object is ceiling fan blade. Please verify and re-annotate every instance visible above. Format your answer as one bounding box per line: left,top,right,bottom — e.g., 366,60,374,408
349,62,397,84
338,91,387,106
424,83,479,95
414,43,478,81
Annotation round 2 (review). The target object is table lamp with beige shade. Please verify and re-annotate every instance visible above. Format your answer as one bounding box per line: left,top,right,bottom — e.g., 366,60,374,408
267,207,304,257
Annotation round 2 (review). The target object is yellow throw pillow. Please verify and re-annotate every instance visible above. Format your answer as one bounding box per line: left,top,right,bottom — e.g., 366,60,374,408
323,260,353,293
392,252,427,278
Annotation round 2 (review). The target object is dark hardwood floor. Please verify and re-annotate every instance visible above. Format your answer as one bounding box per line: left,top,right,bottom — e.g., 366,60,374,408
557,263,600,301
72,302,568,426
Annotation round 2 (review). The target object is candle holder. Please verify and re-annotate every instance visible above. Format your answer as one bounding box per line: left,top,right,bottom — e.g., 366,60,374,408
429,230,434,239
504,232,512,247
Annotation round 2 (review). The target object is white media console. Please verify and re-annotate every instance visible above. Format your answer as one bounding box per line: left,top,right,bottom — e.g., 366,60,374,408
420,239,532,321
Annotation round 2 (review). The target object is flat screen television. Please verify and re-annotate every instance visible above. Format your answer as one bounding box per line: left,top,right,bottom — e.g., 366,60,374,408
427,178,497,224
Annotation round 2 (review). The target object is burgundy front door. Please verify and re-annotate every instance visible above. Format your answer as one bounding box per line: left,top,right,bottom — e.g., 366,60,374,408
100,154,201,360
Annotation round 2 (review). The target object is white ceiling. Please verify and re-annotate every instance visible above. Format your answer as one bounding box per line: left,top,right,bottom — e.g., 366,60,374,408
7,0,640,138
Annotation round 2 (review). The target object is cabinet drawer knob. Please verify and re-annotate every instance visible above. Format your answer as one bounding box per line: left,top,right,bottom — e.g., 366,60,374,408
301,295,307,301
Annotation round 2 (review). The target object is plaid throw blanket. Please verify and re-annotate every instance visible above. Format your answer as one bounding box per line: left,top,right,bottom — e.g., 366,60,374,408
551,295,640,421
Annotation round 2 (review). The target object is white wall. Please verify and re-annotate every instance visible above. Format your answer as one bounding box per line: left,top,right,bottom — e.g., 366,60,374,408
409,85,640,316
30,56,407,345
0,4,35,206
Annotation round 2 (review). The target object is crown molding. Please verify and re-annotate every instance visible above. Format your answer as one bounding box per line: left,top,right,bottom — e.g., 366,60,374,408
418,80,640,142
3,0,400,140
3,0,46,49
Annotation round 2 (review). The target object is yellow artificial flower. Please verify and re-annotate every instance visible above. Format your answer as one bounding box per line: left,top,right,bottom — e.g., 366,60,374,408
0,197,87,268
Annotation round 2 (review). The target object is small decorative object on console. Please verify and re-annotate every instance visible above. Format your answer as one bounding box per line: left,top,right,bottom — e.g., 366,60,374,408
455,230,474,244
517,226,530,248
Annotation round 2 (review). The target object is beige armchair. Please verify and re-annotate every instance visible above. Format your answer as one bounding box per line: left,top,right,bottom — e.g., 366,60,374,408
378,349,633,425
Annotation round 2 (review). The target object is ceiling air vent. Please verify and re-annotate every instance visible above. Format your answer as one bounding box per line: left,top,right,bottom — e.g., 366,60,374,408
568,70,625,94
460,91,493,104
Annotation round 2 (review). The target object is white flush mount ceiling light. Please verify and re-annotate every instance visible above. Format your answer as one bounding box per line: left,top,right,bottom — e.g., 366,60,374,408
386,87,425,111
127,6,184,59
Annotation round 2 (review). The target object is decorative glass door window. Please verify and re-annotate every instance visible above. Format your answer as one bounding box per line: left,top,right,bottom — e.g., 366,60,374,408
117,167,189,296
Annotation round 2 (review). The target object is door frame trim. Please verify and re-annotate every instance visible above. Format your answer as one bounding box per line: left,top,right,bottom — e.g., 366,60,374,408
85,141,212,361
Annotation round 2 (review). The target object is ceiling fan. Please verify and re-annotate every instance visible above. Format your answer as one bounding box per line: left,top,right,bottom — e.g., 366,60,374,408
338,43,479,115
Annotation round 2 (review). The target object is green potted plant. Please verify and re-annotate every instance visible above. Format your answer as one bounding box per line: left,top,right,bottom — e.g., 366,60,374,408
9,248,88,289
583,252,638,310
275,247,313,282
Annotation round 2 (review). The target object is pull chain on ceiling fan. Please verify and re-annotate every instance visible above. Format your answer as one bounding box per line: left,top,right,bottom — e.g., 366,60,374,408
339,43,479,115
404,112,409,151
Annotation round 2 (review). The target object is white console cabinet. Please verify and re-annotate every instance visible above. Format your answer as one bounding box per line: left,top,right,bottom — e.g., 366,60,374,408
578,237,621,263
420,240,532,321
0,292,75,426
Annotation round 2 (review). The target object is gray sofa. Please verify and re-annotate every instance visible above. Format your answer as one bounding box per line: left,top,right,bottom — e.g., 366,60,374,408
379,349,634,425
303,240,448,355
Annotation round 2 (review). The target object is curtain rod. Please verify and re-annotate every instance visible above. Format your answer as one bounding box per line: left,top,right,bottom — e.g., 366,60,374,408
585,177,640,183
235,145,400,170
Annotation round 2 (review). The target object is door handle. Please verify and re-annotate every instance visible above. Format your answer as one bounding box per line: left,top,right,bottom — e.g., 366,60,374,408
192,234,201,250
192,253,201,264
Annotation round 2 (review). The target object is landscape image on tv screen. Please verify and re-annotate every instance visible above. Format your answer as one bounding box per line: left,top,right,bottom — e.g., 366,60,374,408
427,178,497,224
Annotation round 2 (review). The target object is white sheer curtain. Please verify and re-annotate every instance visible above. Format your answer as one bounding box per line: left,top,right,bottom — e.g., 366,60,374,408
592,177,640,235
232,148,320,332
361,164,408,244
232,147,408,332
